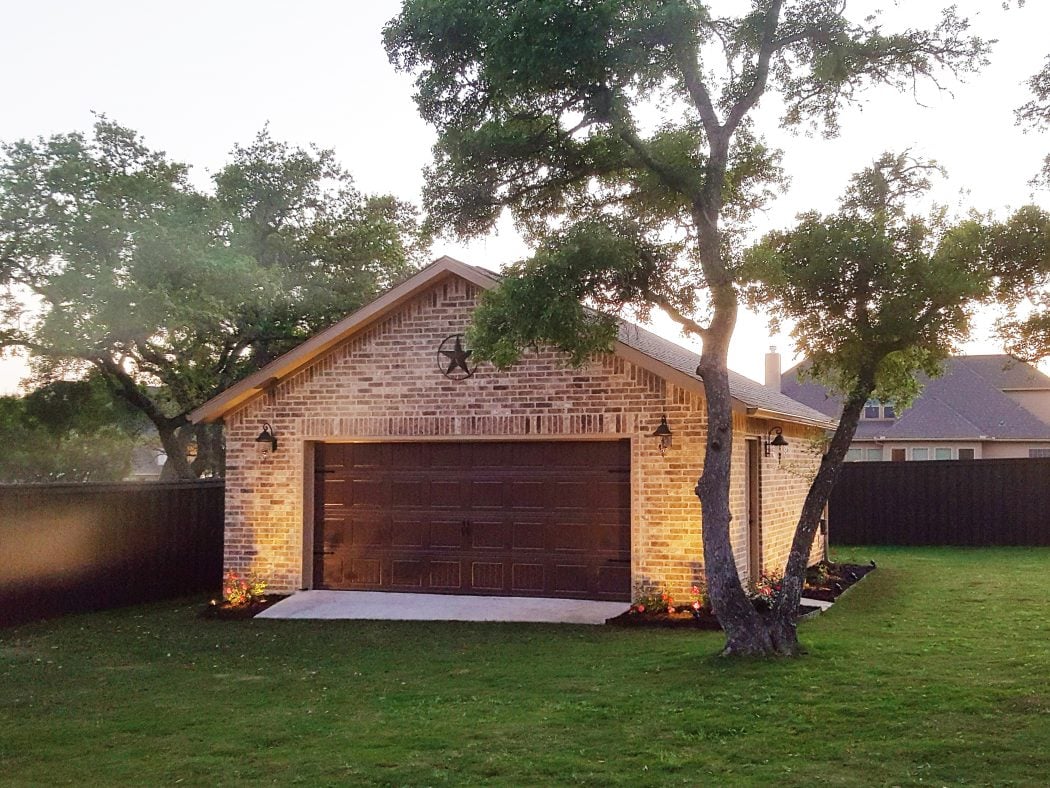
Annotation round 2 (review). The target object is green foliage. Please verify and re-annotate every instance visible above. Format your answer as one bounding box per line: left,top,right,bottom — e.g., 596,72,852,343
0,377,145,482
0,119,423,477
221,570,267,607
468,220,679,367
744,152,995,407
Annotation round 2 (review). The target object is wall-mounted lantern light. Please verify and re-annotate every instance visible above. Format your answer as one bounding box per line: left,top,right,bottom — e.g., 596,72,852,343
255,422,278,454
764,425,787,460
651,414,673,455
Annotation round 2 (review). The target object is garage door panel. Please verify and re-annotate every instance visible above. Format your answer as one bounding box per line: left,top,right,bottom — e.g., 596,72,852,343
594,481,631,510
391,559,425,587
597,565,630,594
511,563,544,592
550,481,589,510
348,558,381,586
429,561,462,589
390,479,426,507
553,564,588,594
350,516,386,547
391,518,426,548
470,480,504,508
314,441,630,600
510,481,545,509
471,561,504,591
511,520,545,550
428,480,464,508
430,520,464,549
551,521,595,551
349,478,386,508
470,520,507,549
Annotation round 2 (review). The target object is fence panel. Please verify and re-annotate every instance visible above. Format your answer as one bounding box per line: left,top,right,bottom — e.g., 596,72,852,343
829,458,1050,546
0,481,224,627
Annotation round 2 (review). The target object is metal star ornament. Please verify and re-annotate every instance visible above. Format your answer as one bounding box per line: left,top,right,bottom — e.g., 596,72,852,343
437,334,477,380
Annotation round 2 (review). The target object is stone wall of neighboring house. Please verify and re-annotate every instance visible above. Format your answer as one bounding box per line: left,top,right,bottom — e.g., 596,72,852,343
221,275,824,597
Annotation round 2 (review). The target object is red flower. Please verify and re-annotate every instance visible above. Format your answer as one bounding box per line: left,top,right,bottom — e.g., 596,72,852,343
637,604,646,613
692,600,701,610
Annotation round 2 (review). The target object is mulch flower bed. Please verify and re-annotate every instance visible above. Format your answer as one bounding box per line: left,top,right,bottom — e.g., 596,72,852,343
800,560,877,602
198,595,290,621
606,561,875,630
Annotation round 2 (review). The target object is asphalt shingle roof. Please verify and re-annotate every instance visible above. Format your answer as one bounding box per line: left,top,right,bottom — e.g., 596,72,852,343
615,322,836,427
781,355,1050,441
470,263,833,426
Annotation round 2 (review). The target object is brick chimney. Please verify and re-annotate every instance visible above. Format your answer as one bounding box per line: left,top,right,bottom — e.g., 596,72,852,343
764,346,781,393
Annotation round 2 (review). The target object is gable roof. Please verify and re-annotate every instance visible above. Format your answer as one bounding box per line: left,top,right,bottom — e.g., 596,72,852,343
781,356,1050,441
190,256,836,428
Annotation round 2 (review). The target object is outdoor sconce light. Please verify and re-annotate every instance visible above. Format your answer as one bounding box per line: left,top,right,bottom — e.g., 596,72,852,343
255,422,278,454
764,425,788,460
651,414,673,455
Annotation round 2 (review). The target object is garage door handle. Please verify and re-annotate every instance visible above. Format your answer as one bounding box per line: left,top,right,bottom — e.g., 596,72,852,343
461,520,471,535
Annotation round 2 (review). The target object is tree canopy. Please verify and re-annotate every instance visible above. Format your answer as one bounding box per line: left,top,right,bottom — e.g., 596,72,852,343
386,0,989,655
0,376,147,483
1003,56,1050,361
0,119,423,478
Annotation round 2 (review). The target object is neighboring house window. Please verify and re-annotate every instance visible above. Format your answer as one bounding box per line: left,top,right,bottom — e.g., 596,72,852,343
891,449,906,461
958,448,975,460
865,448,883,461
846,448,863,462
861,399,896,420
1030,448,1050,458
911,448,929,460
934,448,952,460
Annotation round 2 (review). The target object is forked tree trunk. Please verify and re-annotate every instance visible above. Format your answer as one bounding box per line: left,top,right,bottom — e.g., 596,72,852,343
768,379,875,653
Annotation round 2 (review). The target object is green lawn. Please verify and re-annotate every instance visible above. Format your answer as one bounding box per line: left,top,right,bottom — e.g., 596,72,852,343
2,548,1049,786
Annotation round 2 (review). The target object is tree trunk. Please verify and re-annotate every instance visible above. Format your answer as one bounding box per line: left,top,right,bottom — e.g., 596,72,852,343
190,422,225,478
692,205,773,656
769,378,875,651
157,423,195,480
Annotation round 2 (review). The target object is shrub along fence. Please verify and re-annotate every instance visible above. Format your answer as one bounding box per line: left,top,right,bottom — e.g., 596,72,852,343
0,480,224,627
829,458,1050,546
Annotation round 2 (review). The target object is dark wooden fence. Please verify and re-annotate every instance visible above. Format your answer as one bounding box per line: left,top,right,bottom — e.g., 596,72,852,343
0,480,224,627
829,458,1050,546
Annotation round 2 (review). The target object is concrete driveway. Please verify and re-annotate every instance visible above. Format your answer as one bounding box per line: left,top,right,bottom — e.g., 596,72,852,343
256,590,629,625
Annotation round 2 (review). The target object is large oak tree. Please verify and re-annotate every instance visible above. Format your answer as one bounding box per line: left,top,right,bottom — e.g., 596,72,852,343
0,119,422,478
385,0,988,655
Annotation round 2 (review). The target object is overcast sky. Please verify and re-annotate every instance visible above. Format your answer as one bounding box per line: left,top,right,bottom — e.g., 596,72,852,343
1,0,1048,394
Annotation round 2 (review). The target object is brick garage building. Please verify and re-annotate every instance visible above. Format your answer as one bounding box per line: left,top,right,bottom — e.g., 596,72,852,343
191,257,835,602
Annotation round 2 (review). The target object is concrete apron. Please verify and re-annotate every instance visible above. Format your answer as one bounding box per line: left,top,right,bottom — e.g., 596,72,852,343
256,590,630,625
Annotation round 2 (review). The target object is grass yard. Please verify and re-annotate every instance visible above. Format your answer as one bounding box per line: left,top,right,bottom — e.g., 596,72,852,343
2,547,1049,786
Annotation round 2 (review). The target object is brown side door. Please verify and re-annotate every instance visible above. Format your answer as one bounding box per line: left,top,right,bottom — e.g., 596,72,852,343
313,440,631,601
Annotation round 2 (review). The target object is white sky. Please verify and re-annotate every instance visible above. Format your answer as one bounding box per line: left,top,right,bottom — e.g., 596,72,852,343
0,0,1048,395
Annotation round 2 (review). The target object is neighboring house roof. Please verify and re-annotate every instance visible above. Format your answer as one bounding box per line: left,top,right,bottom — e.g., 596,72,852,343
191,256,835,428
781,356,1050,441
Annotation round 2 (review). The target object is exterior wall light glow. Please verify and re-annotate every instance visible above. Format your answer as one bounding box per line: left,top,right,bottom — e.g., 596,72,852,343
764,425,788,460
256,422,278,454
651,414,673,455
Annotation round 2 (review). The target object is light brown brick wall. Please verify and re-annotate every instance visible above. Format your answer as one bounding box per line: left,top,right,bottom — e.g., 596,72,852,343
222,275,824,597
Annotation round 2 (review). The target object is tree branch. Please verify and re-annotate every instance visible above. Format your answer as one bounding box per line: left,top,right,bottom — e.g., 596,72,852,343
724,0,785,136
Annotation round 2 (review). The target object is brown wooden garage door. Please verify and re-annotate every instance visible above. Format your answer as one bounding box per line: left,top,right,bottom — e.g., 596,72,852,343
313,441,631,601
